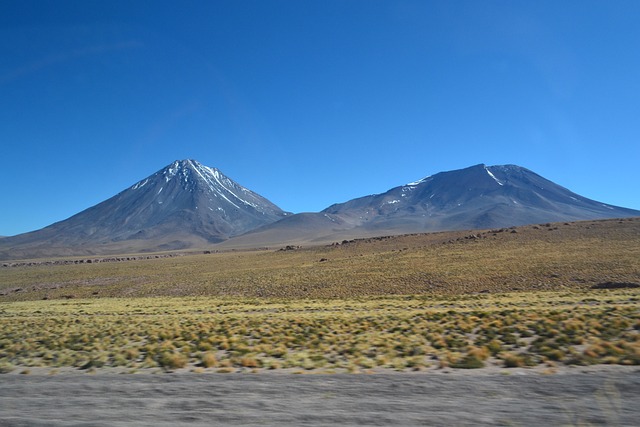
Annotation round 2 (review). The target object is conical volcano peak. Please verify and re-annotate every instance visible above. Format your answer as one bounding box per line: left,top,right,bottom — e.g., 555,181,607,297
0,159,289,258
145,159,283,216
172,159,217,173
151,159,232,193
160,159,214,180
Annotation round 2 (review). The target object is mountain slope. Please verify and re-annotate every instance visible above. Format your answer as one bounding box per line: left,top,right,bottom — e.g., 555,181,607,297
323,163,639,230
223,164,640,248
3,162,639,257
0,160,288,258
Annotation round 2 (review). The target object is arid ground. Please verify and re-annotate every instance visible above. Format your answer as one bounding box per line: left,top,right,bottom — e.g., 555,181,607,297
0,218,638,425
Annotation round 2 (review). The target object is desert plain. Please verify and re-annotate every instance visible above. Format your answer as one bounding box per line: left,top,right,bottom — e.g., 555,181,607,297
1,217,638,425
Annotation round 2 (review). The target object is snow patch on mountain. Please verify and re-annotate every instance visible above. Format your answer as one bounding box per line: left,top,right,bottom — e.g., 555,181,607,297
407,175,431,186
184,159,265,211
131,179,149,190
485,166,504,186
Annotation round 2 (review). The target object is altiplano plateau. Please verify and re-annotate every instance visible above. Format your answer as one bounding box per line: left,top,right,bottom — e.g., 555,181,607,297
1,217,638,375
1,164,638,425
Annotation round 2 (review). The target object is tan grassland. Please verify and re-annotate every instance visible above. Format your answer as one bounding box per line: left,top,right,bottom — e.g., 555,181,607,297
0,217,638,373
1,217,639,301
0,289,638,373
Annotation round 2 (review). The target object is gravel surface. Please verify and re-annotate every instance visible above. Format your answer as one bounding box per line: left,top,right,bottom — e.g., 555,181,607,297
1,367,639,426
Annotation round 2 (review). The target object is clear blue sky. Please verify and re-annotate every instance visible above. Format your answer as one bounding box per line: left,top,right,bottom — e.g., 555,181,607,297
1,0,639,236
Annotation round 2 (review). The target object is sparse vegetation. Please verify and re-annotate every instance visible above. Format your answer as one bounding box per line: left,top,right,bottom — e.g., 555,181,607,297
0,290,637,372
1,218,638,302
0,218,638,373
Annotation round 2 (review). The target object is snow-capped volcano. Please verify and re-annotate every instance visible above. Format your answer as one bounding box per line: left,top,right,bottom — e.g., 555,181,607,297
126,159,286,224
2,161,639,259
113,159,289,240
0,160,289,258
133,159,273,212
223,163,640,248
320,163,640,231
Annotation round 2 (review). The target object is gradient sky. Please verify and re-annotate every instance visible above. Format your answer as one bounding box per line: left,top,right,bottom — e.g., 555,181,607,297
1,0,639,236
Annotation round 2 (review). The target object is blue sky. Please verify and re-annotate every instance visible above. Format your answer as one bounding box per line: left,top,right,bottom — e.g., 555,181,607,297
1,0,639,236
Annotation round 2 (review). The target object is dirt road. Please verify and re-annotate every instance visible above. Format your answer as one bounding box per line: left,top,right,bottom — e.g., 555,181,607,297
1,368,638,426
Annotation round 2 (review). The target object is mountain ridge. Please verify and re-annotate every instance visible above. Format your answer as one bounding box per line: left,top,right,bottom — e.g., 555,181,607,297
220,163,640,248
1,161,639,259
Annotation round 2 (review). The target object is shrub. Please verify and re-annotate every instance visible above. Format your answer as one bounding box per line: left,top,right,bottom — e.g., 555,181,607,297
0,362,14,374
543,349,565,361
486,340,502,355
124,348,139,360
239,357,259,368
405,356,427,369
502,353,525,368
158,352,187,370
452,354,485,369
503,352,539,367
201,352,217,368
468,346,490,361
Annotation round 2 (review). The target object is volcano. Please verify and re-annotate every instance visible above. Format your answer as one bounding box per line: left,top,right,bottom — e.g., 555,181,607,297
0,159,289,258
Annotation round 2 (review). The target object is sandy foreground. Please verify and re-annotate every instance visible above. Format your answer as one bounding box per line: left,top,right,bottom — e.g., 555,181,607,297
1,365,639,426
